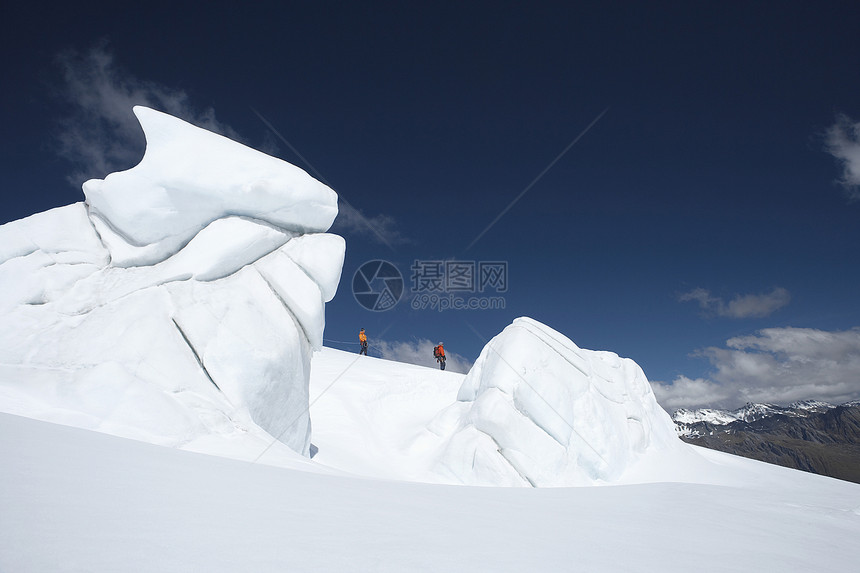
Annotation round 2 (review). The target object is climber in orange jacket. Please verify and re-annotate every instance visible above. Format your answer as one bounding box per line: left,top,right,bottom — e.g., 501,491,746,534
359,328,368,355
433,342,446,370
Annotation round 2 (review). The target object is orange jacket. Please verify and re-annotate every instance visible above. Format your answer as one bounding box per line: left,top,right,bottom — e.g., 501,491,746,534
434,345,445,358
359,331,367,343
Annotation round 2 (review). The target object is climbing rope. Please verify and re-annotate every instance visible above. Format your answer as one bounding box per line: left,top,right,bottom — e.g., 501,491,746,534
323,338,383,357
323,339,361,346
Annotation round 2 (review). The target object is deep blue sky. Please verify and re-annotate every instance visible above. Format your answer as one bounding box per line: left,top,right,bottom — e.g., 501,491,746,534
3,1,859,408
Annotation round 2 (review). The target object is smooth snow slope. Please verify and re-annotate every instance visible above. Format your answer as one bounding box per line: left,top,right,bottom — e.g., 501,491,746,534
3,411,859,573
309,346,464,481
310,337,698,487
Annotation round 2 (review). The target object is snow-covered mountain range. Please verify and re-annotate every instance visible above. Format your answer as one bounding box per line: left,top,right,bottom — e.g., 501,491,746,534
673,400,845,427
2,108,859,571
673,399,860,483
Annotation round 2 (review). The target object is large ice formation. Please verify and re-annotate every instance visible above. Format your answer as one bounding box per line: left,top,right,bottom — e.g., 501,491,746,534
430,317,679,486
0,107,344,457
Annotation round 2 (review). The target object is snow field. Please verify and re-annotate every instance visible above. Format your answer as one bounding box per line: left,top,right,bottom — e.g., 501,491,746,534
3,412,859,573
2,105,859,571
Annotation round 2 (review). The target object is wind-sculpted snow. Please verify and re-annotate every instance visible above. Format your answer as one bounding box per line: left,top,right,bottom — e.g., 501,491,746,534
431,318,680,486
0,107,344,459
83,106,338,268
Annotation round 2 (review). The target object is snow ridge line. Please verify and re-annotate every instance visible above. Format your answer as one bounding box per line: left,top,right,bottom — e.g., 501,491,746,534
171,318,223,394
482,337,611,469
509,322,591,379
254,268,314,347
82,205,113,265
88,207,297,273
0,247,43,266
86,207,150,249
478,427,535,487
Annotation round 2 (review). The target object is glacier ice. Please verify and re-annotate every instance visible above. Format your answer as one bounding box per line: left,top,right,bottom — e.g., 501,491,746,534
432,317,680,486
0,107,345,458
83,106,338,268
2,106,682,485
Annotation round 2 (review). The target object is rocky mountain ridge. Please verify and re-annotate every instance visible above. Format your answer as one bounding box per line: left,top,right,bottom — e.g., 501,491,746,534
673,401,860,484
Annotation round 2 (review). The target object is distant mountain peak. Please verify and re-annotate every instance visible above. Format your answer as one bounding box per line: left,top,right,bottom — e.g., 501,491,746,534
672,400,860,484
672,400,845,426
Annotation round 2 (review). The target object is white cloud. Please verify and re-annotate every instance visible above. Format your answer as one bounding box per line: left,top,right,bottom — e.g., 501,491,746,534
373,338,472,374
330,201,408,246
679,287,790,318
55,45,404,244
651,376,733,411
651,327,860,410
824,113,860,202
54,43,238,186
